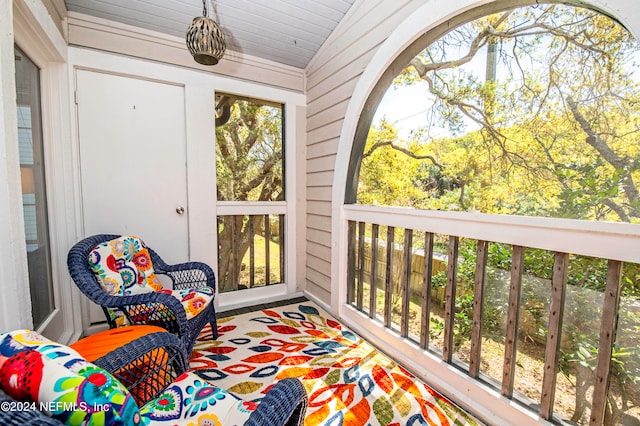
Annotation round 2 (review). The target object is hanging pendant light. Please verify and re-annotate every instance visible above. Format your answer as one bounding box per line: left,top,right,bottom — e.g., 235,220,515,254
186,0,226,65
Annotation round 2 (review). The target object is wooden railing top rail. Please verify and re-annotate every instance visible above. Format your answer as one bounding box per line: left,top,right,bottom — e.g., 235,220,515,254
343,204,640,263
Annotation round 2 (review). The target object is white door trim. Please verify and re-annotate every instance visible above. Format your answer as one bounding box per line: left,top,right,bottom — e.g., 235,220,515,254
6,0,83,343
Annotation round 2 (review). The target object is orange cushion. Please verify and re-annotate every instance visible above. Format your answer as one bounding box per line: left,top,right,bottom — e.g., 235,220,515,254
70,325,167,362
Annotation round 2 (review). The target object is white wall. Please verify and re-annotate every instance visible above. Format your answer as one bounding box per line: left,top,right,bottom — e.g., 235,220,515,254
0,1,33,332
2,0,308,339
66,12,306,93
1,0,82,343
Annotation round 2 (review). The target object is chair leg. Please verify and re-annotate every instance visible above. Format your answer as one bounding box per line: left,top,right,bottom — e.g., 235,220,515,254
210,316,218,340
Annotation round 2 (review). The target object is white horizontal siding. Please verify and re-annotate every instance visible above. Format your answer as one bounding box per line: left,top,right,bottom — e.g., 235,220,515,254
306,261,332,287
306,213,331,231
307,56,371,104
305,272,331,303
307,240,331,261
306,139,339,158
306,200,332,216
304,0,429,305
307,155,336,173
306,171,334,187
306,227,331,247
307,99,350,132
307,252,331,274
306,77,359,116
306,186,332,201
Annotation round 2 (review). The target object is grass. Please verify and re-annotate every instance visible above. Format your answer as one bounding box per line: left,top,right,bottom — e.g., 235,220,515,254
238,235,282,287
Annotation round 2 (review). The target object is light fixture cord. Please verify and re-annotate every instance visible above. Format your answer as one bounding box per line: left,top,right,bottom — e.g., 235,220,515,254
202,0,208,17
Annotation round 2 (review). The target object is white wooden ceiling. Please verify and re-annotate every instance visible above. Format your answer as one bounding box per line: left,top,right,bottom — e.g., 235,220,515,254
64,0,356,69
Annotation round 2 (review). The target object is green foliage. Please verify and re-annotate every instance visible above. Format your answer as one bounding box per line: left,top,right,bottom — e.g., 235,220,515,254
454,293,474,349
358,121,430,207
357,3,640,223
216,97,283,201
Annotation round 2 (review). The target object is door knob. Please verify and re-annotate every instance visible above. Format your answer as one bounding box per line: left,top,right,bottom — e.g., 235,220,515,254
176,206,185,215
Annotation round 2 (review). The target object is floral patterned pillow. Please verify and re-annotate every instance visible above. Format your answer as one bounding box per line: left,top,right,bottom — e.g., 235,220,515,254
159,288,215,320
140,372,253,425
0,330,142,425
89,236,163,296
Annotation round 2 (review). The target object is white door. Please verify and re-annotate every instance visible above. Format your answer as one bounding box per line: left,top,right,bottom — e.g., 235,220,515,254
76,69,189,326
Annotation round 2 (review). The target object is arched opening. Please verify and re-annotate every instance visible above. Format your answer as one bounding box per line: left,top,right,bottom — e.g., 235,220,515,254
349,2,640,224
335,2,640,424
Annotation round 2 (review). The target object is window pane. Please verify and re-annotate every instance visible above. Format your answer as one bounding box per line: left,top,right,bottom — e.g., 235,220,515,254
215,93,284,201
217,214,284,293
15,45,54,328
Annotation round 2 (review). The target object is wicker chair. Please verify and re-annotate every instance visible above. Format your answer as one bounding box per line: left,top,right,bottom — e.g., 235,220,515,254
0,378,307,426
0,329,308,426
67,234,218,355
245,378,308,426
87,331,308,425
90,330,188,405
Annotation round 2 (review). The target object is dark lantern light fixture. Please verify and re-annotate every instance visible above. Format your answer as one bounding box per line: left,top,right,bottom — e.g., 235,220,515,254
186,0,226,65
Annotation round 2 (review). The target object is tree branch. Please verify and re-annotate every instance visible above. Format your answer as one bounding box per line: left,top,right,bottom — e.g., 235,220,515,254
363,140,444,168
566,96,640,220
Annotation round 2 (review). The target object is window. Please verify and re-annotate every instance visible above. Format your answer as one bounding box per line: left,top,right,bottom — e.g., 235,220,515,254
15,45,54,327
215,93,285,292
355,3,640,224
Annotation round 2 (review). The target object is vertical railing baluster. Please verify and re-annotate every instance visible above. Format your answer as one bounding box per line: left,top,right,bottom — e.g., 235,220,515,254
249,215,255,288
384,226,395,328
369,224,379,319
357,221,366,311
443,236,458,363
540,252,568,419
231,215,238,290
420,232,434,349
401,229,413,338
341,212,629,424
347,221,356,305
279,214,285,283
264,214,270,285
589,260,623,426
469,240,489,378
502,245,524,397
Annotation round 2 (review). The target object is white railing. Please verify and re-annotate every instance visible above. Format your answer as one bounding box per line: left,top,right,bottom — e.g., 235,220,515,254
342,204,640,425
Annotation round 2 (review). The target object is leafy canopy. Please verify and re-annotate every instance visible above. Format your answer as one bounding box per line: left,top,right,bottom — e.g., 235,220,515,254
358,3,640,223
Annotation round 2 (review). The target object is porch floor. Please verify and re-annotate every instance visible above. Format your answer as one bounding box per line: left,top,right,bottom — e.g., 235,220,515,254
189,298,482,425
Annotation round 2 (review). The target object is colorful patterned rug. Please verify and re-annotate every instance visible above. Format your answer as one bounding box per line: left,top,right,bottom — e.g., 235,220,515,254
189,301,481,426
